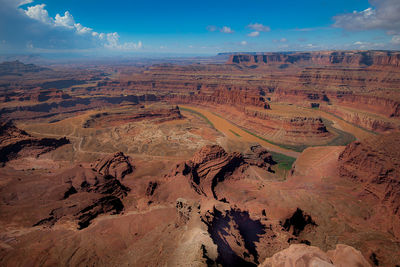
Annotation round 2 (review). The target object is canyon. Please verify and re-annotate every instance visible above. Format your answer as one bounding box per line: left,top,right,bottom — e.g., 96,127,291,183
0,50,399,266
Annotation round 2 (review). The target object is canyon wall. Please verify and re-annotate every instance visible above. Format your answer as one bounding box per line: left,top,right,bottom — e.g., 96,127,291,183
227,51,400,67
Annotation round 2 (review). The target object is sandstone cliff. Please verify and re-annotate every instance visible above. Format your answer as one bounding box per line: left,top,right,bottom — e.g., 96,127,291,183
227,51,400,68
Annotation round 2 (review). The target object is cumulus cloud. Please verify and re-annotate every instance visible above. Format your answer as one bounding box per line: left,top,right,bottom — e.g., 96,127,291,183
248,31,259,37
24,4,52,24
220,26,234,33
74,23,93,35
0,0,142,52
333,0,400,31
240,41,247,45
333,0,400,48
104,32,143,50
247,23,270,32
55,11,75,28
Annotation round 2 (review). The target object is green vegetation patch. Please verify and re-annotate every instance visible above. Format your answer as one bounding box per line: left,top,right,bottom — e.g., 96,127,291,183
322,118,357,146
240,127,306,152
179,107,215,129
211,109,360,152
270,151,296,171
318,109,378,135
229,129,241,137
209,110,305,152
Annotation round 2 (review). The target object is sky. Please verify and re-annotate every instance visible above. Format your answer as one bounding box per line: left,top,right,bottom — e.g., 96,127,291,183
0,0,400,56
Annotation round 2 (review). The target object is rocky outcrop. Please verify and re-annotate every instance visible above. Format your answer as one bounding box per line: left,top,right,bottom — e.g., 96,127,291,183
244,109,330,138
34,152,132,229
91,152,134,180
274,89,400,118
167,86,270,110
34,194,125,230
83,106,183,128
320,105,399,132
63,165,130,198
259,243,371,267
0,120,30,146
243,145,276,171
171,144,279,200
171,145,246,199
0,121,69,165
338,133,400,237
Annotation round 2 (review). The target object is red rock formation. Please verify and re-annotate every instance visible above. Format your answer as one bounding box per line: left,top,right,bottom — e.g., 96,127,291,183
320,105,399,132
34,153,132,229
171,145,246,198
0,121,69,165
0,120,30,146
243,108,331,138
227,51,400,68
91,152,134,180
88,52,400,121
338,133,400,237
167,86,270,110
83,106,183,128
243,144,275,170
273,89,400,118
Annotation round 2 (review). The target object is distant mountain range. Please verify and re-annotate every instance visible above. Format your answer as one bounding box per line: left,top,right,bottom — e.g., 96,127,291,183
0,60,50,76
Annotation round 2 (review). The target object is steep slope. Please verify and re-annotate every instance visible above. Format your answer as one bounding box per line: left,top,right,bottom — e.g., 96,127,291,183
338,133,400,238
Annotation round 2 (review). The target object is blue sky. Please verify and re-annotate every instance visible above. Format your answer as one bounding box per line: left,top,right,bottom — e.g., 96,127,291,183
0,0,399,55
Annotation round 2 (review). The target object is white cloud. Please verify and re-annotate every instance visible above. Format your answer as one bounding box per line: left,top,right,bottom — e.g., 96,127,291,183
240,40,247,46
221,26,233,33
280,38,287,42
55,11,75,28
74,23,93,35
26,41,33,49
248,31,259,37
18,0,33,6
333,0,400,31
354,41,363,45
16,2,143,51
103,32,142,50
24,4,52,24
391,35,400,45
247,23,270,32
